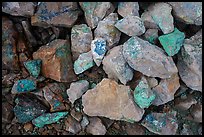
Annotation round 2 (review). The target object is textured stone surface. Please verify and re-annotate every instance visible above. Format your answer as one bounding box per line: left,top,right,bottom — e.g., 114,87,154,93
31,2,80,28
24,59,42,78
33,39,76,82
67,80,89,104
82,78,144,122
2,102,14,123
122,36,178,79
169,2,202,25
159,28,185,56
141,11,159,29
123,122,145,135
117,2,139,17
81,115,89,129
2,2,35,17
65,116,82,134
102,45,133,85
115,15,145,36
144,29,158,44
177,29,202,92
23,123,34,132
70,109,83,122
141,111,178,135
146,77,158,88
71,24,93,60
2,73,21,88
94,13,121,49
190,104,202,123
86,117,107,135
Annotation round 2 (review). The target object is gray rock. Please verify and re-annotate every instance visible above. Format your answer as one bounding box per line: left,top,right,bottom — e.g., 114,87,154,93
177,29,202,92
102,45,133,85
122,36,178,79
86,117,107,135
144,29,158,44
81,115,89,129
117,2,140,17
115,15,145,36
180,124,193,135
146,77,158,88
190,104,202,123
141,11,159,29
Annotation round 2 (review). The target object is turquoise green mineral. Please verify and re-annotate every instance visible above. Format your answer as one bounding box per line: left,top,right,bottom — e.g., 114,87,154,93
32,112,68,128
24,59,42,78
134,77,156,109
158,28,185,56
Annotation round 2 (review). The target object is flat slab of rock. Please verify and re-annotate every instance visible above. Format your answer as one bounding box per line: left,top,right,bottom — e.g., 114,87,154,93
117,2,139,17
33,39,76,82
122,36,178,79
82,78,144,122
177,29,202,92
86,117,107,135
102,45,133,85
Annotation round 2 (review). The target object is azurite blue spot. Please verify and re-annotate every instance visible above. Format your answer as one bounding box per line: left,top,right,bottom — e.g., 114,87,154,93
24,59,42,78
94,40,106,55
16,79,36,93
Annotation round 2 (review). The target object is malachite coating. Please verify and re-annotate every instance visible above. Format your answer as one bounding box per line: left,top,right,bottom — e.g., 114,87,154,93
94,39,107,56
16,79,36,93
32,112,68,128
24,59,42,78
158,28,185,56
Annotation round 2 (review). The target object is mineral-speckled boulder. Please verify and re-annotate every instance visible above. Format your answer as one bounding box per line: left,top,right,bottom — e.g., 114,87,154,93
24,59,42,78
71,24,93,60
33,39,76,82
169,2,202,25
122,36,178,79
94,13,121,49
2,2,36,17
177,29,202,92
79,2,114,29
82,78,144,122
117,2,140,17
115,15,146,36
159,28,185,56
31,2,81,28
86,117,107,135
102,45,133,85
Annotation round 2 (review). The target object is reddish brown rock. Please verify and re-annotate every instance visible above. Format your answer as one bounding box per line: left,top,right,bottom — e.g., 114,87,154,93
65,116,82,134
23,123,33,132
33,39,76,82
86,117,107,135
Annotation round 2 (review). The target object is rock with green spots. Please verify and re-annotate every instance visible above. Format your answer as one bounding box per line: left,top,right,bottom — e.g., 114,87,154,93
115,15,146,37
11,79,37,94
134,77,156,109
141,10,159,29
32,111,68,128
122,36,178,79
144,29,158,44
71,24,93,60
117,2,139,18
159,28,185,56
141,111,178,135
24,59,42,78
74,51,95,75
13,94,47,123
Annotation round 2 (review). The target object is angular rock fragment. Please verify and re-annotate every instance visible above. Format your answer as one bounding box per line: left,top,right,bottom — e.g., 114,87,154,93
103,45,133,85
70,109,83,122
122,36,178,78
169,2,202,25
65,116,82,134
2,2,35,17
144,29,158,44
82,78,144,122
189,104,202,123
31,2,81,28
2,73,21,88
94,13,121,49
91,38,107,66
74,51,95,75
71,24,93,60
177,29,202,92
23,123,34,132
24,59,42,78
2,102,14,123
152,73,180,106
32,112,68,128
67,80,89,104
86,117,107,135
33,39,76,82
134,77,156,109
141,11,159,29
81,115,89,130
180,124,193,135
13,95,47,123
146,77,158,88
159,28,185,56
117,2,140,17
79,2,114,29
115,15,145,36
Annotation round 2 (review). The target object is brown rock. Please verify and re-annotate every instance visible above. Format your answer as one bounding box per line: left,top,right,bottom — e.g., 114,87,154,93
124,122,145,135
82,78,144,122
70,109,83,122
86,117,107,135
23,123,33,132
146,77,158,88
2,73,21,88
33,39,76,82
2,102,14,123
65,116,82,134
190,104,202,123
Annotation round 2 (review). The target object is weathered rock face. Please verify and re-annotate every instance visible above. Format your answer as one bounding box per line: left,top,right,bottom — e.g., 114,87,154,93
159,28,185,56
24,59,42,78
82,78,144,122
122,36,178,79
79,2,114,29
86,117,107,135
65,116,82,134
2,16,19,72
33,39,76,82
117,2,140,17
31,2,81,28
190,104,202,123
67,80,89,104
152,73,180,106
102,45,133,85
94,13,121,49
2,101,14,123
2,2,35,17
81,115,89,130
141,111,178,135
2,73,21,88
177,29,202,92
146,77,158,88
169,2,202,25
144,29,158,44
141,11,159,29
115,15,146,36
71,24,93,61
123,122,145,135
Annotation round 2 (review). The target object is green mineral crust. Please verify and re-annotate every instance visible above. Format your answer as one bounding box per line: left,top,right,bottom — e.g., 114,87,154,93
24,59,42,78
